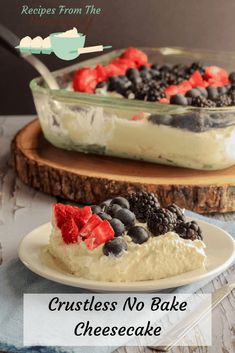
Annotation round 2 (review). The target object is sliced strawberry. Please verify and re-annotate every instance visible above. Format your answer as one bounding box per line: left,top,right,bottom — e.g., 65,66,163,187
159,97,170,104
207,78,226,87
61,218,79,244
104,64,124,77
79,214,102,238
204,66,229,84
53,204,67,228
121,47,148,67
95,64,107,82
92,220,114,245
79,206,92,223
165,85,179,97
131,112,145,121
177,80,192,94
73,67,98,93
189,70,204,87
111,58,137,71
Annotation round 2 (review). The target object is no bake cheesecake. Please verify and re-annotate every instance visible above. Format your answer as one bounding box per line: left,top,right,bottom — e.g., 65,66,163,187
46,193,206,282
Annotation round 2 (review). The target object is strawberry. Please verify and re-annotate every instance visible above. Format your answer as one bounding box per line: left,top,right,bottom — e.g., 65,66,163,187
104,64,124,77
79,214,102,238
73,67,98,93
189,70,204,87
95,64,107,82
111,58,137,71
165,85,179,97
131,112,145,121
61,218,79,244
207,78,226,87
79,206,92,223
177,80,192,94
121,47,148,67
204,66,229,84
85,220,115,249
159,98,170,104
53,204,67,228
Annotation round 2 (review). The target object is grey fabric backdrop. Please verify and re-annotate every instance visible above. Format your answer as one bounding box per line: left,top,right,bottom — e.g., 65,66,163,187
0,0,235,114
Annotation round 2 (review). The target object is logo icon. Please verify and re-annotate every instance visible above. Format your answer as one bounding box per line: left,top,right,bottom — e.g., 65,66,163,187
16,27,111,61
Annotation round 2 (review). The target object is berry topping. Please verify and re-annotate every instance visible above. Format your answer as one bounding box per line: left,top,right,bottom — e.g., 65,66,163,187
79,214,102,238
109,218,125,237
97,212,112,221
204,66,229,85
215,94,232,107
167,204,186,224
107,204,122,217
191,96,216,108
91,205,102,214
170,94,188,106
229,72,235,83
115,208,136,229
103,237,127,257
128,191,160,223
73,67,98,93
79,206,92,222
85,220,115,249
206,86,219,100
121,47,148,67
53,203,67,228
175,221,203,241
127,226,150,244
147,208,176,236
110,196,130,209
185,88,201,98
188,70,204,88
100,199,112,211
61,218,79,244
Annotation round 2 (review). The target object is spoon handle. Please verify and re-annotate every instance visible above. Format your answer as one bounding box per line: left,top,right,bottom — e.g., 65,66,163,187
0,23,59,90
0,23,20,57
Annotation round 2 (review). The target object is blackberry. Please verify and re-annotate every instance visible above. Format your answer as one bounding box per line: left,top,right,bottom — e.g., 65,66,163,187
128,192,160,223
167,204,186,224
215,94,232,107
186,62,205,76
147,208,176,236
191,96,216,108
229,90,235,105
175,221,203,241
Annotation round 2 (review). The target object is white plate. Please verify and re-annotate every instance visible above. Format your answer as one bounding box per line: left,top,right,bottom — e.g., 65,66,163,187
18,219,235,292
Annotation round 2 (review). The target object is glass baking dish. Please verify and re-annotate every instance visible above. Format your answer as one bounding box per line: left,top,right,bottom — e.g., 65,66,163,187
30,47,235,170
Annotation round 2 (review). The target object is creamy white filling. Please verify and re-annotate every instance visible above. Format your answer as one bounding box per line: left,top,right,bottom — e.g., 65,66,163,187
47,225,206,282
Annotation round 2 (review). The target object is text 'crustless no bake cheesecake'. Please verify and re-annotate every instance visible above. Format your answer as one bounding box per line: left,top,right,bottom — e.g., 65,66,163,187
46,193,206,282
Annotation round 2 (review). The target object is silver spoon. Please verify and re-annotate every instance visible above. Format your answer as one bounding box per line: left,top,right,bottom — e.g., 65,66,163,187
0,23,59,89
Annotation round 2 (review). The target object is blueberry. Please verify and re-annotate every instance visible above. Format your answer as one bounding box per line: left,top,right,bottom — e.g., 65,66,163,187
108,76,121,91
127,226,150,244
100,199,112,211
110,196,130,209
229,72,235,83
170,94,188,106
107,204,122,217
115,209,136,228
206,86,219,100
98,212,112,221
186,97,193,106
110,218,125,237
196,86,208,98
185,89,201,98
139,68,152,80
91,205,102,214
218,86,228,95
139,65,148,71
103,237,127,257
126,68,140,79
150,68,161,79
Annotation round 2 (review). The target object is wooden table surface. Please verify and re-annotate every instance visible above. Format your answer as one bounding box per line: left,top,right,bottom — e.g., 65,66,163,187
0,116,234,353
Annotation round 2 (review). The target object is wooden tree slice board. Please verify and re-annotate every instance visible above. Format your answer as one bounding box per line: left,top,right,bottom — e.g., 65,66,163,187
12,119,235,213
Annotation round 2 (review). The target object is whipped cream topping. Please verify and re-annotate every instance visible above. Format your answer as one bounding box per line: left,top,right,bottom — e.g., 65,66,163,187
56,27,80,38
47,223,206,282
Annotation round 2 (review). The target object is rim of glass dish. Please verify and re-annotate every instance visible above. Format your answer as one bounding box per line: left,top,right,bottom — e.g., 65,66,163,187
30,46,235,113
